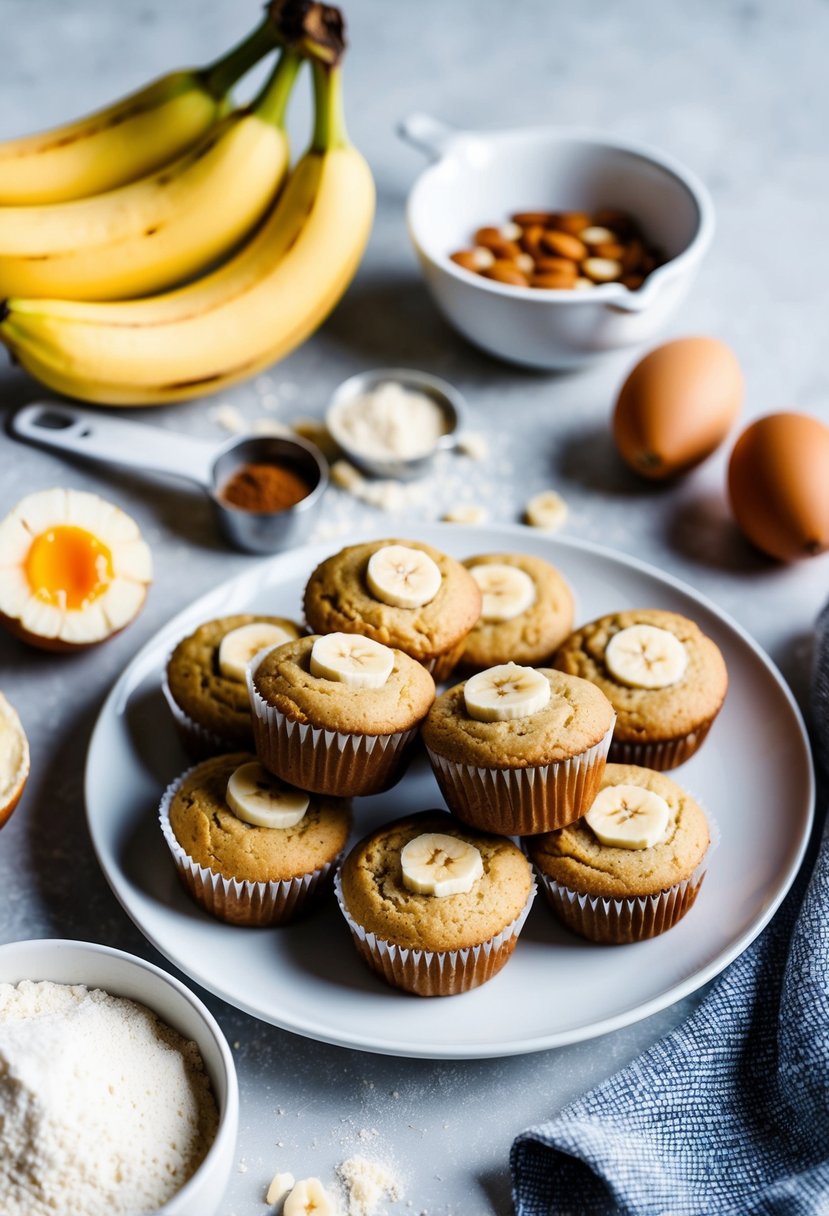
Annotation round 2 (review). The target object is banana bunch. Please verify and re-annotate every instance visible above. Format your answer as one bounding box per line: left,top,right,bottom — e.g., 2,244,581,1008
0,3,374,406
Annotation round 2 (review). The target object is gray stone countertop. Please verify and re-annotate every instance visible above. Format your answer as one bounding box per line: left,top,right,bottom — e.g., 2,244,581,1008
0,1,828,1212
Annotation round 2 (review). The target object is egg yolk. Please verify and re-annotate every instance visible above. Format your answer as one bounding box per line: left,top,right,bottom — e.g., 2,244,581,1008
24,526,114,611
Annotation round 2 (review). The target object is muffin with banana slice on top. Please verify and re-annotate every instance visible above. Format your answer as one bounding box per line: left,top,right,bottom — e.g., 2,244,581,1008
553,609,727,770
527,763,713,943
422,662,615,836
335,810,535,996
247,632,435,798
164,614,304,757
159,752,352,926
303,538,482,681
459,551,574,671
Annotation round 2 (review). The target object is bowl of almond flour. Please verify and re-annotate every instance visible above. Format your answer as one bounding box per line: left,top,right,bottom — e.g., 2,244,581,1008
0,939,238,1216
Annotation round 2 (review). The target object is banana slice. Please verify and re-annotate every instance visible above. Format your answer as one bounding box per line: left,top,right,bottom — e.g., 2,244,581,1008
605,624,688,689
525,489,568,532
218,622,295,683
401,832,484,897
464,663,551,722
310,632,394,689
585,783,671,849
226,762,309,829
284,1178,334,1216
468,563,536,621
266,1172,295,1206
366,544,442,608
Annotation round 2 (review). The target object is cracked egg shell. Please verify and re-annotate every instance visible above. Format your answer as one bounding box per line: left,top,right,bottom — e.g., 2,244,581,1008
0,692,29,828
0,487,152,651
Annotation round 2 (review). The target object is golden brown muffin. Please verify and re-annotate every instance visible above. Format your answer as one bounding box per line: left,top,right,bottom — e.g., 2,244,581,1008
249,636,435,797
422,669,615,835
161,752,351,926
460,553,574,670
528,763,711,943
303,538,481,681
336,810,535,996
165,614,303,755
553,609,727,770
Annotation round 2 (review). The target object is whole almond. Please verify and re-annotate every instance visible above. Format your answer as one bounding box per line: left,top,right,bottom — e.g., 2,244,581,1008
484,261,529,286
579,225,618,246
474,228,523,259
531,271,576,289
596,241,626,260
548,211,591,236
520,224,546,257
534,257,578,280
622,239,645,272
511,210,557,226
450,248,495,273
621,273,645,290
583,256,623,282
541,230,588,261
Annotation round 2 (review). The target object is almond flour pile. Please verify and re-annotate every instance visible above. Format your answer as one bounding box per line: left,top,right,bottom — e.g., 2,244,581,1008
0,980,218,1216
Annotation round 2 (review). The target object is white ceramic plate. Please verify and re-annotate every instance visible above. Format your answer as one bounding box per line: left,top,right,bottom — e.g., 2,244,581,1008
85,524,814,1059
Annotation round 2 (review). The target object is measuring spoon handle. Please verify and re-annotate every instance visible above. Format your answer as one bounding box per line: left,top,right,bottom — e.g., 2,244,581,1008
9,403,217,490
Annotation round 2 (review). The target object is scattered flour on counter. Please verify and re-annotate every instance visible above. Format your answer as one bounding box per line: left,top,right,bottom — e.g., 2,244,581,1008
0,980,218,1216
337,1155,404,1216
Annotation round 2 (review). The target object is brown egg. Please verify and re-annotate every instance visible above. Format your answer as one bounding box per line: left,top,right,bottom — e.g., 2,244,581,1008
612,337,744,480
727,412,829,561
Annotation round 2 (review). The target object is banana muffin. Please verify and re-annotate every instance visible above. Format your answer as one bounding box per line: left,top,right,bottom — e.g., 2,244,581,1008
159,752,352,926
248,633,435,797
460,552,575,670
335,810,535,996
422,664,615,835
528,763,712,943
303,538,482,681
553,609,727,769
164,613,303,757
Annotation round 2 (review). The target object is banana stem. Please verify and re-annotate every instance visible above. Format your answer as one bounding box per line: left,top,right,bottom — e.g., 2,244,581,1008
253,50,303,126
311,62,348,152
202,19,275,99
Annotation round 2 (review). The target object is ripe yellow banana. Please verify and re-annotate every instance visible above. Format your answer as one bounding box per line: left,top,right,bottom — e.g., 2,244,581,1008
0,63,374,406
0,52,301,300
0,19,278,205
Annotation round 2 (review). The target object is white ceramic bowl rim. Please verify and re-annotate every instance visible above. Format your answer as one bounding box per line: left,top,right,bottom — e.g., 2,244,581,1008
406,122,715,308
0,938,238,1216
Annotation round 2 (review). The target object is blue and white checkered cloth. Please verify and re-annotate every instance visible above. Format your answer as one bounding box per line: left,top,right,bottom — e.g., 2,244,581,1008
511,603,829,1216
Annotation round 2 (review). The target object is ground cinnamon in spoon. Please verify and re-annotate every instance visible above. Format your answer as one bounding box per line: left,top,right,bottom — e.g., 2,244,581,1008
219,461,313,513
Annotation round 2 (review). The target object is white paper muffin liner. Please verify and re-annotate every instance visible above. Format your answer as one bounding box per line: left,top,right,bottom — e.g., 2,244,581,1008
535,812,720,945
609,720,715,771
426,719,614,837
161,672,247,760
159,767,337,927
334,869,537,997
247,661,419,797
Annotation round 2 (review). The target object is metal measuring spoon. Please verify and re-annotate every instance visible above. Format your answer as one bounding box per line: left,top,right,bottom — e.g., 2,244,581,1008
8,403,329,555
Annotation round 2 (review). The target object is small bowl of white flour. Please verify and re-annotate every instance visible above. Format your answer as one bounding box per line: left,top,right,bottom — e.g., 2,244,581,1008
0,938,238,1216
326,368,468,480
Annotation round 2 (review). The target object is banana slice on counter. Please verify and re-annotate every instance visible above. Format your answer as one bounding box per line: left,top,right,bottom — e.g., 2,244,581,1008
266,1172,295,1206
310,632,394,689
401,832,484,897
585,783,671,849
468,563,536,621
464,663,551,722
226,761,309,829
284,1178,334,1216
605,624,688,689
218,622,295,682
524,489,568,532
366,544,442,608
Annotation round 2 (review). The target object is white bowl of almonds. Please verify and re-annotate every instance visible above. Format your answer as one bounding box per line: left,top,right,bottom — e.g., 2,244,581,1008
400,114,714,369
